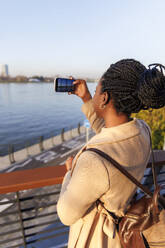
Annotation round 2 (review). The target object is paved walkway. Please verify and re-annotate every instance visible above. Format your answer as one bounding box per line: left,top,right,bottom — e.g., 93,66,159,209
0,130,94,174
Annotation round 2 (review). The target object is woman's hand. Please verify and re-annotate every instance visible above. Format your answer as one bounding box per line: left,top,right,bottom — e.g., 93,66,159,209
65,156,74,171
69,77,92,103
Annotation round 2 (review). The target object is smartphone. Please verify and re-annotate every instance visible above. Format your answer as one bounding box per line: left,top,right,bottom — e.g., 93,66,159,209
54,78,75,92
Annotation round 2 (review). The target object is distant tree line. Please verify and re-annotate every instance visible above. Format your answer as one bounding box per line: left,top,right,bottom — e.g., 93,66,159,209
132,108,165,150
0,75,54,83
0,75,97,83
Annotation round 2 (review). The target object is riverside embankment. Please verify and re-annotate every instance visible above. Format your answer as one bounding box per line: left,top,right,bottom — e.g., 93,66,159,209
0,125,94,173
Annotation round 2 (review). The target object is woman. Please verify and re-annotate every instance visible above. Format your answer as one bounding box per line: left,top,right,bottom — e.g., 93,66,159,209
57,59,165,248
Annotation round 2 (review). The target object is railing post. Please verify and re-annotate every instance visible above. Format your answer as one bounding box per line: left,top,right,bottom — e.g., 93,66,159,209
8,144,15,164
61,128,65,142
70,126,73,138
39,136,44,151
25,141,30,157
16,191,27,248
51,132,55,146
78,123,81,135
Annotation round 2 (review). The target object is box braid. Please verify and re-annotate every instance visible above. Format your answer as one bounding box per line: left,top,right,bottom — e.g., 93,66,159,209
138,63,165,109
101,59,165,115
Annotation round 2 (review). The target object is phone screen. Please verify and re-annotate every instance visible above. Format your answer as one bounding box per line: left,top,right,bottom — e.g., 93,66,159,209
55,78,75,92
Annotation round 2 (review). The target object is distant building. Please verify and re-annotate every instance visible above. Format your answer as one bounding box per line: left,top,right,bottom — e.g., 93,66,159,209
28,78,41,82
0,64,9,77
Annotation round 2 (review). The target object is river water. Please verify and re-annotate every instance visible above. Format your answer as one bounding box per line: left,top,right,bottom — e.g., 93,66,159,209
0,82,96,155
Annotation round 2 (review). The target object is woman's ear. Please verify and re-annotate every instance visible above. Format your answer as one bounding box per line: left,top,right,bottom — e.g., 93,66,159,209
102,91,109,105
99,92,110,110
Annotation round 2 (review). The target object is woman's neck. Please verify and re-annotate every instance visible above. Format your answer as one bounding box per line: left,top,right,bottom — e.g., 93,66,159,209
103,109,131,128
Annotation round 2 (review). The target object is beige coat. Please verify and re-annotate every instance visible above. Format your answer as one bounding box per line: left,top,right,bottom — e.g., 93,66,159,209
57,100,151,248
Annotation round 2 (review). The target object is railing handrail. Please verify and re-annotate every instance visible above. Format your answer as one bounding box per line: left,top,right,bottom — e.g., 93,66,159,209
0,165,67,194
0,150,165,195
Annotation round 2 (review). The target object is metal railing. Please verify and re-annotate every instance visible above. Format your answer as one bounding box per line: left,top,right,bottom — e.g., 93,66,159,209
0,165,67,248
0,123,86,170
0,188,69,248
0,122,83,158
0,151,165,247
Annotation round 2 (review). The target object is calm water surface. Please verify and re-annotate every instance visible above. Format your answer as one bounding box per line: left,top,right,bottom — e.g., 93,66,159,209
0,82,96,155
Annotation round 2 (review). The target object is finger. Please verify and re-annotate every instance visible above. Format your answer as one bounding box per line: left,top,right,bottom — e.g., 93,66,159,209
66,156,73,161
67,156,71,160
69,76,76,80
66,157,71,161
68,91,76,96
73,80,82,85
65,163,72,171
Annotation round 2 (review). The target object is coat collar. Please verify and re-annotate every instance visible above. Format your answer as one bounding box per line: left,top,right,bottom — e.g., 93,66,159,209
71,118,143,175
87,118,141,146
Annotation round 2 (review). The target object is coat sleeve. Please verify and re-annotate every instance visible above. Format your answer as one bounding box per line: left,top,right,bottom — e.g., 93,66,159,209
81,100,105,134
57,152,110,226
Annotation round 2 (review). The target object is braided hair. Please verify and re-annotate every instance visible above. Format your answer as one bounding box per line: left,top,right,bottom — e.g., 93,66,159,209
101,59,165,115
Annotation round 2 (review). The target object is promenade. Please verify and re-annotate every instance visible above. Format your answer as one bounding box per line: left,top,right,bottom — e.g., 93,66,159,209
0,126,94,174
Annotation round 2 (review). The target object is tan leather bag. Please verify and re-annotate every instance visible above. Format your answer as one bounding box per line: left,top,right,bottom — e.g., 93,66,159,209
143,208,165,248
87,148,165,248
119,186,165,248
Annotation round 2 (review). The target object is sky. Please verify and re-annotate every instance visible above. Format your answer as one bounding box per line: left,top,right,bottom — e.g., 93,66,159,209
1,0,165,78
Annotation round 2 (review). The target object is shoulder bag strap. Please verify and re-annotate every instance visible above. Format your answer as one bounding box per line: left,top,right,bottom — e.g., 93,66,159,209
86,148,152,197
